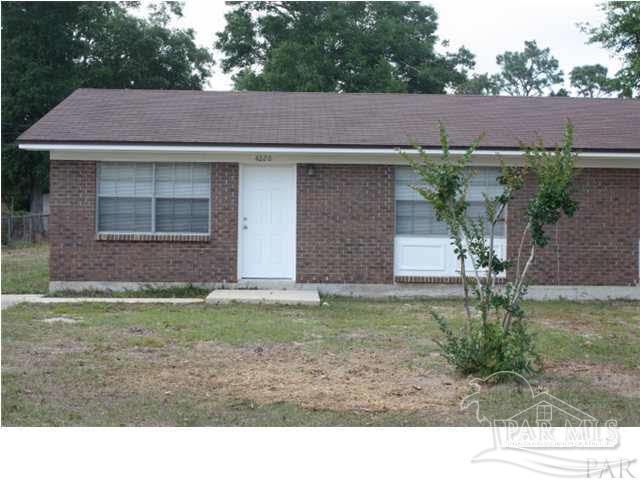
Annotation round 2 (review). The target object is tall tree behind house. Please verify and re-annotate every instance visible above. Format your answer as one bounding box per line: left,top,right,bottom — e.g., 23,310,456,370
215,1,476,94
1,1,213,210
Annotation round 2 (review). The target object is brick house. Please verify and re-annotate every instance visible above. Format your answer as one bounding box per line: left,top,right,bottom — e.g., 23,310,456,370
18,89,640,293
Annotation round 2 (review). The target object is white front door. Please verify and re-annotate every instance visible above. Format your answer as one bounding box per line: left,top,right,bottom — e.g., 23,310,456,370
239,165,296,279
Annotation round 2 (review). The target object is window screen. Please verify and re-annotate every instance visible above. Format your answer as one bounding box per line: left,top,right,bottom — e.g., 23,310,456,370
97,162,210,234
395,166,505,237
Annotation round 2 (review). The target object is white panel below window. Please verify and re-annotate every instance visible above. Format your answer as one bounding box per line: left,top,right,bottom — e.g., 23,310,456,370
394,236,506,278
397,239,446,272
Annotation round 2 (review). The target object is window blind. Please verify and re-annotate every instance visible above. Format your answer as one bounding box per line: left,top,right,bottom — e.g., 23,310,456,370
154,164,210,233
395,166,505,237
97,162,210,234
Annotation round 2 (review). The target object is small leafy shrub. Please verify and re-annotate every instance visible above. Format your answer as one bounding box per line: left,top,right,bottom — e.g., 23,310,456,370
434,313,541,377
402,121,577,378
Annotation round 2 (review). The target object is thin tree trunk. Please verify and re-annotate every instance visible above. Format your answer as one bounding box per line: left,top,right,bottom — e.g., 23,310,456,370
515,222,530,281
503,244,535,331
460,253,471,326
555,223,561,286
490,202,507,290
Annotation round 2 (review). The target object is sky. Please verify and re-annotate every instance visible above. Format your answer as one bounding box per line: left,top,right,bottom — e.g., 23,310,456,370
160,0,623,92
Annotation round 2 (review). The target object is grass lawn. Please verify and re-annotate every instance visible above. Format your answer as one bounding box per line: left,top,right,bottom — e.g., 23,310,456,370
1,242,49,293
2,243,639,426
2,299,639,426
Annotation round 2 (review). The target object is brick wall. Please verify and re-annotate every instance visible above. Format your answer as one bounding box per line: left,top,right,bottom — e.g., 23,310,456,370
506,168,639,286
50,160,638,287
49,160,238,283
296,164,395,283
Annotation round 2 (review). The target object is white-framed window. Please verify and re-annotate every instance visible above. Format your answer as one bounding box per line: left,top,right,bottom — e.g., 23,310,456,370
395,166,505,238
394,166,507,278
97,162,210,234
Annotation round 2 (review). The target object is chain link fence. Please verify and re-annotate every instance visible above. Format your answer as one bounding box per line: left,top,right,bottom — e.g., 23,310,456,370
1,213,49,245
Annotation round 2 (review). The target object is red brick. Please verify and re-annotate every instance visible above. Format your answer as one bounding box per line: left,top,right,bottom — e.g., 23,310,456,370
296,164,395,283
506,168,639,286
49,161,238,283
50,161,639,287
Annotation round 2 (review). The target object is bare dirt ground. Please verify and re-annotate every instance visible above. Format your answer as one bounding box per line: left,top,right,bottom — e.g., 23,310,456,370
119,342,468,413
7,331,638,423
546,361,640,399
3,299,639,426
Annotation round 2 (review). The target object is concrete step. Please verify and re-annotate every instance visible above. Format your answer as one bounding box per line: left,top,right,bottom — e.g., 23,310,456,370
206,289,320,306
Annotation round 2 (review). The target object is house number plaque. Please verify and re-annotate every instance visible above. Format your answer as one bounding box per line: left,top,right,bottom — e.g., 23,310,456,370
255,154,272,162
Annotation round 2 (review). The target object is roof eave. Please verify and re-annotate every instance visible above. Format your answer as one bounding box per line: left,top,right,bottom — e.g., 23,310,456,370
17,141,640,159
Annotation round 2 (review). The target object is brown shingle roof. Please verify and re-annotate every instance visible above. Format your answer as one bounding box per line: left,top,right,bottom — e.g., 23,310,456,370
18,88,640,152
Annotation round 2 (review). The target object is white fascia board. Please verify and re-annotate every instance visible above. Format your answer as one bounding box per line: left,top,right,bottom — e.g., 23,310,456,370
19,143,509,155
18,142,640,160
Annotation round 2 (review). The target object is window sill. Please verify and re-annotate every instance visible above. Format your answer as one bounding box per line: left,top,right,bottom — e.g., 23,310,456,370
96,233,210,243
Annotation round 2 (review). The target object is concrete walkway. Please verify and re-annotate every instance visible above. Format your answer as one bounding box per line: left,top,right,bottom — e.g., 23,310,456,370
1,294,203,310
206,289,320,306
1,290,322,309
2,295,44,310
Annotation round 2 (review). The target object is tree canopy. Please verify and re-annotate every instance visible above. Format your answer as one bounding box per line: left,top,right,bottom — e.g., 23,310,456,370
455,73,501,96
215,1,475,93
1,1,213,209
570,64,615,97
583,1,640,98
495,40,564,96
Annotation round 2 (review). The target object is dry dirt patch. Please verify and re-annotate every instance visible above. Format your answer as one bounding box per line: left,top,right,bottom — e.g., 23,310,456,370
546,361,640,399
120,343,468,412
